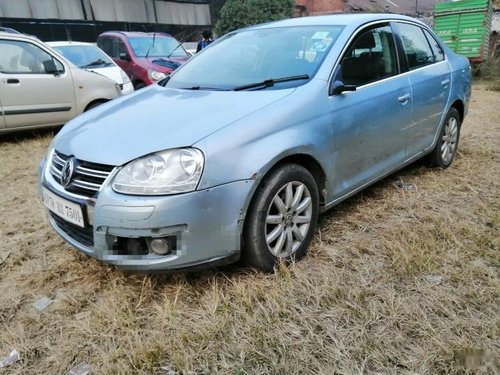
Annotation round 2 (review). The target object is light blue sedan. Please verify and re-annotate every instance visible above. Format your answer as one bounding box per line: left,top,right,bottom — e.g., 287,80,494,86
38,14,471,272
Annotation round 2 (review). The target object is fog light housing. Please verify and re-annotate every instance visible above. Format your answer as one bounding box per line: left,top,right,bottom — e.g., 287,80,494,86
150,238,172,255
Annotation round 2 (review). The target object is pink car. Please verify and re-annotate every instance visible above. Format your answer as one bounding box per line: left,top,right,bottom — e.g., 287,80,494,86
97,31,190,89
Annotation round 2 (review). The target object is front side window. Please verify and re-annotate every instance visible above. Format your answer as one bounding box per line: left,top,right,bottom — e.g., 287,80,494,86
0,40,62,74
97,38,113,57
397,23,436,70
336,25,398,87
167,26,344,91
114,39,129,58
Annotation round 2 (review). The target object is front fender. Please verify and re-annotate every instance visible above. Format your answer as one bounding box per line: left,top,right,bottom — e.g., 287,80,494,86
195,79,335,202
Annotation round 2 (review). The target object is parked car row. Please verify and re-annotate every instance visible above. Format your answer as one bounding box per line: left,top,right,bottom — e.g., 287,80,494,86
0,29,191,134
0,31,122,134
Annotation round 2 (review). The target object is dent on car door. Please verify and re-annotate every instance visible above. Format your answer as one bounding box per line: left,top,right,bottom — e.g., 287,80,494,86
394,22,452,157
0,39,76,130
329,24,412,198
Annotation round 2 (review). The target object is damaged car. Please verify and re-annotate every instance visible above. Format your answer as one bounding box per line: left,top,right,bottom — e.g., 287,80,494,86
38,14,471,272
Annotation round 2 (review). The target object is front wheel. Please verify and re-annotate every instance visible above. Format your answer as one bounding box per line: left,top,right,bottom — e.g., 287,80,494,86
243,164,319,272
426,107,461,169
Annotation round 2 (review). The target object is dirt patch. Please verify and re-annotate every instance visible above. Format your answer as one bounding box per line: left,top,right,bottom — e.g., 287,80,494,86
0,85,498,374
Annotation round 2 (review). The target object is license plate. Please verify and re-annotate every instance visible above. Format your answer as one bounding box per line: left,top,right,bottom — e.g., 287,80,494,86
42,187,85,228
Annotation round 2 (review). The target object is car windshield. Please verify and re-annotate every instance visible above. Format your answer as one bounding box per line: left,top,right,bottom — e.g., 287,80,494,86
129,36,188,58
53,45,114,68
166,26,344,91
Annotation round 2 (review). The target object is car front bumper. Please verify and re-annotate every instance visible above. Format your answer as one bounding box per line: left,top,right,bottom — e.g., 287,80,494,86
39,158,255,272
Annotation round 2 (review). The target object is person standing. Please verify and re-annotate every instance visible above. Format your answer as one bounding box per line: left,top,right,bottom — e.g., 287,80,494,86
196,30,213,53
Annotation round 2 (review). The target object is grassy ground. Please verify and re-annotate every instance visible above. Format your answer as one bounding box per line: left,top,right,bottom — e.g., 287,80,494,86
0,85,498,374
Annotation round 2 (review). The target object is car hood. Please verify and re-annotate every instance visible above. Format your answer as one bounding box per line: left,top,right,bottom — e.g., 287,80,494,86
87,66,124,85
141,56,189,72
55,85,295,166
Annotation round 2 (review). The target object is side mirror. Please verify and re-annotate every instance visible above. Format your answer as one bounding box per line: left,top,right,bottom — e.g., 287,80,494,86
330,80,357,96
43,59,58,75
119,52,131,62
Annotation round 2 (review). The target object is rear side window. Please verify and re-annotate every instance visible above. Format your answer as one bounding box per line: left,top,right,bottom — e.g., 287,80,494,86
336,25,399,87
396,23,436,70
423,29,445,62
0,40,63,74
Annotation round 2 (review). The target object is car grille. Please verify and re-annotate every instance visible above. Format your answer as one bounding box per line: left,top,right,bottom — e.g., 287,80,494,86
51,212,94,247
50,150,115,198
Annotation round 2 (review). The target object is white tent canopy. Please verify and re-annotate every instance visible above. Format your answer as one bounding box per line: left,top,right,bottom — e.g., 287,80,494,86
0,0,211,25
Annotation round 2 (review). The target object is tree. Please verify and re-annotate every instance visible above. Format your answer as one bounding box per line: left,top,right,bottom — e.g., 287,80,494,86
214,0,294,37
207,0,230,25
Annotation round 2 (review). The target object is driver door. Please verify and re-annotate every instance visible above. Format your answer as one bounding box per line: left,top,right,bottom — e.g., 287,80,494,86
329,24,412,197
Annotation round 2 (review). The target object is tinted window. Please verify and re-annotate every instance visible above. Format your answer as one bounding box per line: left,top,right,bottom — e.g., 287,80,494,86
423,29,445,62
397,23,435,70
337,25,398,87
0,40,63,74
114,39,128,58
97,38,113,57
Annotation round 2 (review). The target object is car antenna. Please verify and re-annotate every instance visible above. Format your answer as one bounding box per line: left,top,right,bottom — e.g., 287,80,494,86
145,31,156,59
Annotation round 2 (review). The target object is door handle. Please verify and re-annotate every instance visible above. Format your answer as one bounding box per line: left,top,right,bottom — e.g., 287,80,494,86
7,79,19,84
398,93,410,103
441,79,450,87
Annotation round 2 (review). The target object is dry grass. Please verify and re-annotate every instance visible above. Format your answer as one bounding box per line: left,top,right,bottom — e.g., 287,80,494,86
0,85,499,374
478,58,500,92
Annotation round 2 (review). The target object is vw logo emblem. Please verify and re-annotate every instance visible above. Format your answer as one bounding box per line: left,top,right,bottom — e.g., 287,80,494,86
60,157,76,187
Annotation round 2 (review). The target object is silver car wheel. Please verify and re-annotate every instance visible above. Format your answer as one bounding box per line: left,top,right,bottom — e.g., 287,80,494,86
441,116,458,165
265,181,312,258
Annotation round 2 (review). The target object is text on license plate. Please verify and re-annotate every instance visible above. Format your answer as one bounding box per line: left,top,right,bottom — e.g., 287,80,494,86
42,188,85,228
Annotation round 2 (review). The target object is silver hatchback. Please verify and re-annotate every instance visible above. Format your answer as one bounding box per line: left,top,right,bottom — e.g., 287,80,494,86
0,32,121,134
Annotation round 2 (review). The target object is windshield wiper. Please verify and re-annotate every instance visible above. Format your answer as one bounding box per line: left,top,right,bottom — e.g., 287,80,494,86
182,85,228,91
145,32,157,59
233,74,310,91
81,59,112,68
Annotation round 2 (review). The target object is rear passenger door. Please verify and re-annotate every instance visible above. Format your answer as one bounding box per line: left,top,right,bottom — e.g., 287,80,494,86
329,24,412,197
394,22,451,158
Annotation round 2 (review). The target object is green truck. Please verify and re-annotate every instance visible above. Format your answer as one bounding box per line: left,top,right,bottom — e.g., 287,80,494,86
433,0,494,64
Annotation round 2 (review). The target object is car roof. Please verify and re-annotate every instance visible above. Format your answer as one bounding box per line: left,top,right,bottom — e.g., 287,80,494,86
248,13,425,30
0,31,40,41
47,41,95,47
0,26,21,34
99,31,174,38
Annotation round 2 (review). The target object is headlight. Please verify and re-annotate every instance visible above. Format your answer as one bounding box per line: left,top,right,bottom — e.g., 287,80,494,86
120,69,131,84
148,70,167,81
112,148,204,195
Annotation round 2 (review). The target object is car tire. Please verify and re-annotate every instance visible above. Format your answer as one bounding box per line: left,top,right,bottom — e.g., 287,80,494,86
426,107,461,169
243,163,319,272
135,82,146,90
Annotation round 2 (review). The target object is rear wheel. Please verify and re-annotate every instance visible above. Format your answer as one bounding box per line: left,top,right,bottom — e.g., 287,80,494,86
243,164,319,272
426,107,461,169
